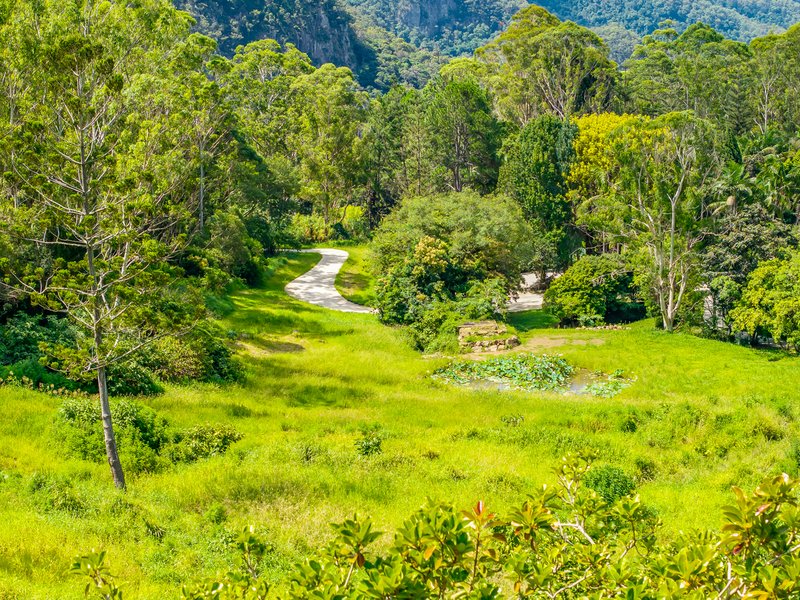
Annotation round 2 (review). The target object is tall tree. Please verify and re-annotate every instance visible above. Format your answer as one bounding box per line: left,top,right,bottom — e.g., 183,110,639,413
500,115,578,277
0,0,208,488
623,23,753,133
476,6,616,126
290,64,368,225
596,112,720,332
424,76,501,193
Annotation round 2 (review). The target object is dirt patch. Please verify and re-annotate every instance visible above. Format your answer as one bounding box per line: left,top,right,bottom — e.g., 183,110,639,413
521,336,606,351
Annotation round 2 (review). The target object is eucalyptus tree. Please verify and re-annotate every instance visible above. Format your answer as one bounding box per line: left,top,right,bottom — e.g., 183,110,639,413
0,0,212,488
749,25,800,135
475,6,616,126
623,23,753,132
597,112,720,332
289,64,368,226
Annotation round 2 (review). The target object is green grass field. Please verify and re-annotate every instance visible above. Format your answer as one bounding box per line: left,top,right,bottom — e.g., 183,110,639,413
0,251,798,598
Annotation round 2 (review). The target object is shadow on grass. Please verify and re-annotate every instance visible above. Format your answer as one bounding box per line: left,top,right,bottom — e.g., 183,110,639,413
509,310,559,332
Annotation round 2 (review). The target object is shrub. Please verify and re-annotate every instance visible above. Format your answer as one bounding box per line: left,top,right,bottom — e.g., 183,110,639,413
372,192,534,329
137,327,244,384
57,397,170,474
355,431,383,457
166,425,244,464
584,465,637,503
404,279,509,352
0,358,77,391
544,254,643,326
206,210,264,286
106,361,163,397
72,456,800,599
0,313,77,365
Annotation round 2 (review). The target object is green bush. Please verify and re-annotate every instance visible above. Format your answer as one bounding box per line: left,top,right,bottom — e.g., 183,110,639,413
206,210,264,286
166,425,244,464
372,192,534,327
355,431,383,457
544,254,643,326
403,279,509,353
57,398,170,474
137,327,244,384
106,361,163,397
0,358,77,391
584,464,637,503
0,313,77,365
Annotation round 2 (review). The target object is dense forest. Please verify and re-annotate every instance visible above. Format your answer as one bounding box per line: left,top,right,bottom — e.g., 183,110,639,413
2,0,800,597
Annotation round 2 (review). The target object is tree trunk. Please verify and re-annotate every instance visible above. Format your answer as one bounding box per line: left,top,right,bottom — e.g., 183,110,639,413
97,366,126,489
199,158,205,233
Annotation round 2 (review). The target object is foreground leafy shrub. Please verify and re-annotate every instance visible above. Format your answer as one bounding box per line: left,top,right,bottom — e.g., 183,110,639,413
434,353,575,391
544,254,643,326
165,425,244,464
73,454,800,598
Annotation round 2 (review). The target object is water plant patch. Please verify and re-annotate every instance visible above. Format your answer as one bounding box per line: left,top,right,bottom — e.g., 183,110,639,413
433,353,575,391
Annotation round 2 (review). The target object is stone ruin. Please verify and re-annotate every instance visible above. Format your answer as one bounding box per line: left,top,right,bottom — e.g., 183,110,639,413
457,320,520,354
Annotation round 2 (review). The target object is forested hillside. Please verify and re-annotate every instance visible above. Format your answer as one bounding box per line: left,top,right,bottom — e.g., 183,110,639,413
541,0,800,41
176,0,800,87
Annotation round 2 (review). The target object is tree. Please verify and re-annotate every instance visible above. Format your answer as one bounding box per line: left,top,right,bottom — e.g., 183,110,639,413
749,26,800,135
0,0,207,488
423,76,502,193
623,23,753,132
544,254,640,326
476,6,616,126
500,115,578,277
595,112,720,332
371,191,534,325
290,64,368,225
731,250,800,350
702,205,797,334
570,113,640,252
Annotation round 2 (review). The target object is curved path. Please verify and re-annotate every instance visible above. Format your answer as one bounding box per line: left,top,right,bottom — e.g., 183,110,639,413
287,248,543,315
285,249,375,314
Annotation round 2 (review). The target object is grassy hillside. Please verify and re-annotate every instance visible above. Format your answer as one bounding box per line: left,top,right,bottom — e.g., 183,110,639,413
0,252,798,597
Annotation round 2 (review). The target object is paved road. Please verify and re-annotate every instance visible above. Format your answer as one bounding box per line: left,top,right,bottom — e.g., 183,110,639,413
285,249,375,314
